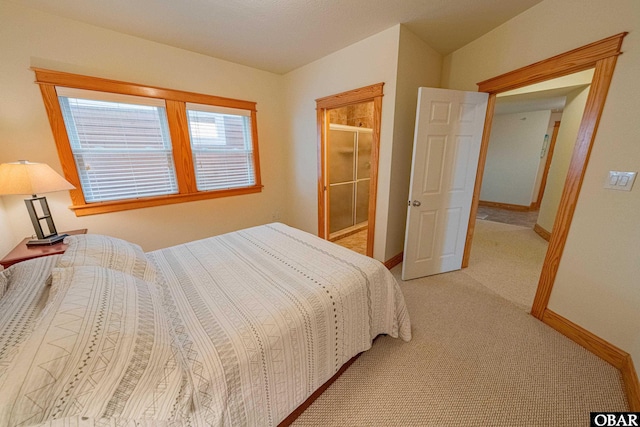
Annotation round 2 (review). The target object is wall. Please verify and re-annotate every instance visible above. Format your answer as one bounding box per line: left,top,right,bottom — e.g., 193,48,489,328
531,111,564,204
0,1,287,251
442,0,640,366
480,110,551,206
283,25,401,261
536,87,590,231
0,200,16,258
282,24,441,262
385,25,442,260
0,5,444,265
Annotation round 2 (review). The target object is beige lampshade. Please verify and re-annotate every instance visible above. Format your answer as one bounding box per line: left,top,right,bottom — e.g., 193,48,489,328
0,160,75,196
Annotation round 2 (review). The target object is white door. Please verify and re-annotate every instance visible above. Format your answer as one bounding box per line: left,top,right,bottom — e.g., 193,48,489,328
402,88,488,280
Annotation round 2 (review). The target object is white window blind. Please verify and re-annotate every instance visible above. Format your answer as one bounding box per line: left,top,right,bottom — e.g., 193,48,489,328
57,88,178,203
186,102,255,191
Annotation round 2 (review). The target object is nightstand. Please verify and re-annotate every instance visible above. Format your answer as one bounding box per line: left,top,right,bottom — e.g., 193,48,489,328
0,229,88,269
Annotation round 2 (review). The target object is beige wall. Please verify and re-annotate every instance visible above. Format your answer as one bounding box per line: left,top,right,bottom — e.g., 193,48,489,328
282,24,442,262
0,1,287,251
282,25,401,261
0,200,16,258
480,110,551,207
532,111,564,204
442,0,640,366
536,87,590,231
385,26,443,261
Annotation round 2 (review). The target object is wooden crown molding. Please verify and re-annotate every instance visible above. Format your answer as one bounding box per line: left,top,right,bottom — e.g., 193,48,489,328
315,83,384,110
477,32,627,94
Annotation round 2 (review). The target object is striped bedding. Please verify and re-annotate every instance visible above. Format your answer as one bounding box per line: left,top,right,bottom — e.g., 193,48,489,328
0,223,411,426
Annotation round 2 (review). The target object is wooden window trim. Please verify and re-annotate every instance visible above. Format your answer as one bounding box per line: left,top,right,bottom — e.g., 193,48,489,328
33,68,262,216
34,68,256,110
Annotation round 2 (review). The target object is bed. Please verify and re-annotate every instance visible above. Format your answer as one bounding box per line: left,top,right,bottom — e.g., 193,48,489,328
0,223,411,426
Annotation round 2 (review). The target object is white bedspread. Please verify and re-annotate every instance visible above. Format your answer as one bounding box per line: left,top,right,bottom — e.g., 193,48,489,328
148,223,411,426
0,223,411,427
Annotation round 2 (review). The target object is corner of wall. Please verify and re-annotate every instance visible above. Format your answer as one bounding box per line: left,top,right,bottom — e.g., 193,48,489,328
440,55,453,89
0,198,17,257
280,25,403,262
383,25,443,260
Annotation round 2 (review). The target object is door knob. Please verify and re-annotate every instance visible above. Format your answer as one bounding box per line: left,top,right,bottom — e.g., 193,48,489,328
412,200,421,207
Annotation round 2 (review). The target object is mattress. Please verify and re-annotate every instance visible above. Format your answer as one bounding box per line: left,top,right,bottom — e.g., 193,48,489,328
0,223,411,426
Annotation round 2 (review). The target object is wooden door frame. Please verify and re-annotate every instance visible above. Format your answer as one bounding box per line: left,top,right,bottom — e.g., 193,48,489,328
461,32,627,320
316,83,384,257
533,120,561,210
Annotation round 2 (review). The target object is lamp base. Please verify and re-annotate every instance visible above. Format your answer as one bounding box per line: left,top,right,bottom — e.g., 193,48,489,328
26,233,68,246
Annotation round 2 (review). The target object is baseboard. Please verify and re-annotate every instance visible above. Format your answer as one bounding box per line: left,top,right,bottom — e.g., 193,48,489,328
542,309,639,410
542,309,626,367
479,200,534,212
533,223,551,241
622,355,640,411
384,252,403,270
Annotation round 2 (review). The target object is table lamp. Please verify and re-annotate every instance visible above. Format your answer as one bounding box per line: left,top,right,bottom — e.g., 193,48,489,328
0,160,75,246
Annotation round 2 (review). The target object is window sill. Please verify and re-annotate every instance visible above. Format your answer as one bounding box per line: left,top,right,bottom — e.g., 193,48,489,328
69,185,263,216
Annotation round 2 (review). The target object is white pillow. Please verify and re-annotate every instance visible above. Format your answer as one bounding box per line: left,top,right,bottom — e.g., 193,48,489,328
58,234,157,282
0,266,192,424
0,256,60,380
0,269,9,300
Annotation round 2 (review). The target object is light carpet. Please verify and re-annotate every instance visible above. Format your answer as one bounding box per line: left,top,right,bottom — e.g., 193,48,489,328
291,254,628,426
465,219,548,311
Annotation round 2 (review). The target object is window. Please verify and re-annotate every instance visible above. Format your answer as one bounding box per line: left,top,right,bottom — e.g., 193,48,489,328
186,103,256,191
58,89,178,202
34,69,262,216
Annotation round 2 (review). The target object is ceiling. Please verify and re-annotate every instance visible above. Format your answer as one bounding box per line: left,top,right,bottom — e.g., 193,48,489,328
17,0,543,74
494,69,595,115
494,86,590,115
495,93,568,116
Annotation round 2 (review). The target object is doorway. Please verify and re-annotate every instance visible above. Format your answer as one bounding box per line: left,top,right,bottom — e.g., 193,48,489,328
462,32,627,320
327,118,373,255
315,83,384,257
469,71,596,311
471,86,563,309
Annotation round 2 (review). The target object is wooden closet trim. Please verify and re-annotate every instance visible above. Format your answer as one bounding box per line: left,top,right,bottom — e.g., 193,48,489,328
315,83,384,257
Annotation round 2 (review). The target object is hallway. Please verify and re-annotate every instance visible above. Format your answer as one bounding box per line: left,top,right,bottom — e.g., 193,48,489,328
476,205,539,229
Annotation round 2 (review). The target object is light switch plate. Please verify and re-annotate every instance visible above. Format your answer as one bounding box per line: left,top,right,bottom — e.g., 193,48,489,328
604,171,637,191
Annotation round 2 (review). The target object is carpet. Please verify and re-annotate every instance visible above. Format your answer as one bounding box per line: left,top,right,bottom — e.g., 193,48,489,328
291,230,628,426
465,219,548,312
